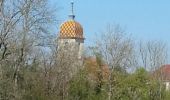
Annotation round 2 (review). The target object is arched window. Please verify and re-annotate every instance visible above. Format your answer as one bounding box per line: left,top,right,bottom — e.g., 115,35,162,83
64,42,69,49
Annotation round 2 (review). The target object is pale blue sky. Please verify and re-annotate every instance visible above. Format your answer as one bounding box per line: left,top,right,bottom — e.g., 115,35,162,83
52,0,170,46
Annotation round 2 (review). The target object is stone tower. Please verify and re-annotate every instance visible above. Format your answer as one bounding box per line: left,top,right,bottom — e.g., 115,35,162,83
58,1,84,59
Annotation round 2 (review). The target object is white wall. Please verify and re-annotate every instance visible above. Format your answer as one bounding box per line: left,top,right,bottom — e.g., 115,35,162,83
58,38,84,59
165,82,170,91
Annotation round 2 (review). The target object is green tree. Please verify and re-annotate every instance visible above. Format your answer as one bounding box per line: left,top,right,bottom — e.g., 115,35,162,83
111,68,165,100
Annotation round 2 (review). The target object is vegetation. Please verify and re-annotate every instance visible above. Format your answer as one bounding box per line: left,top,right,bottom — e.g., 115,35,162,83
0,0,170,100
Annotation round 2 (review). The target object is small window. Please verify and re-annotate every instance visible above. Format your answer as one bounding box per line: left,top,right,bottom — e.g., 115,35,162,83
65,42,68,46
78,43,80,46
64,42,69,49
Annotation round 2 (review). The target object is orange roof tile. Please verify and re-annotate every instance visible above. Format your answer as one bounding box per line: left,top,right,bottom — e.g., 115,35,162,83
59,20,84,39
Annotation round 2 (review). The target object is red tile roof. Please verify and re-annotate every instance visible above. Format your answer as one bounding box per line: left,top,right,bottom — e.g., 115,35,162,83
153,64,170,81
161,65,170,81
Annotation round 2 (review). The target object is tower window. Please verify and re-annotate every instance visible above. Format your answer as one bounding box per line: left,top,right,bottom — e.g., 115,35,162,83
65,42,68,45
64,42,69,49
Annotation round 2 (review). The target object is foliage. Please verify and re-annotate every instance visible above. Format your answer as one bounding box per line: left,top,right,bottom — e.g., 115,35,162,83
68,69,107,100
0,1,169,99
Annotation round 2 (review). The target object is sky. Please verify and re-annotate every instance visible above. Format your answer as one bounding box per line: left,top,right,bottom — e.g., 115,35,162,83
51,0,170,47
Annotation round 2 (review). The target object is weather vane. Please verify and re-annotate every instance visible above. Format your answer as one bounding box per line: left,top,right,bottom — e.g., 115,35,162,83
69,0,75,20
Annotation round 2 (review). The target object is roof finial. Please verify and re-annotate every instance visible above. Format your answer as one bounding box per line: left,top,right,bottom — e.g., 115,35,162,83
69,1,75,20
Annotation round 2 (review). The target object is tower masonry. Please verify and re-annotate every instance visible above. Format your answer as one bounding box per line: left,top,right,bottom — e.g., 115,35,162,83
58,2,85,59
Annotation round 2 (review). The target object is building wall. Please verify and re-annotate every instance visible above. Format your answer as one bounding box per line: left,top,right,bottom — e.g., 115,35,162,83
57,38,84,76
58,38,84,59
165,81,170,90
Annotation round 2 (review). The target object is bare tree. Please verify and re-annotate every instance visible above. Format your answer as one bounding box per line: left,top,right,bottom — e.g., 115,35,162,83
54,42,83,99
95,24,135,100
138,41,168,99
139,41,168,71
0,0,57,99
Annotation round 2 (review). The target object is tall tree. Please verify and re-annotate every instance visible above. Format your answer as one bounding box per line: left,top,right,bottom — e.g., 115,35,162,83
0,0,57,99
95,24,135,100
138,41,168,99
